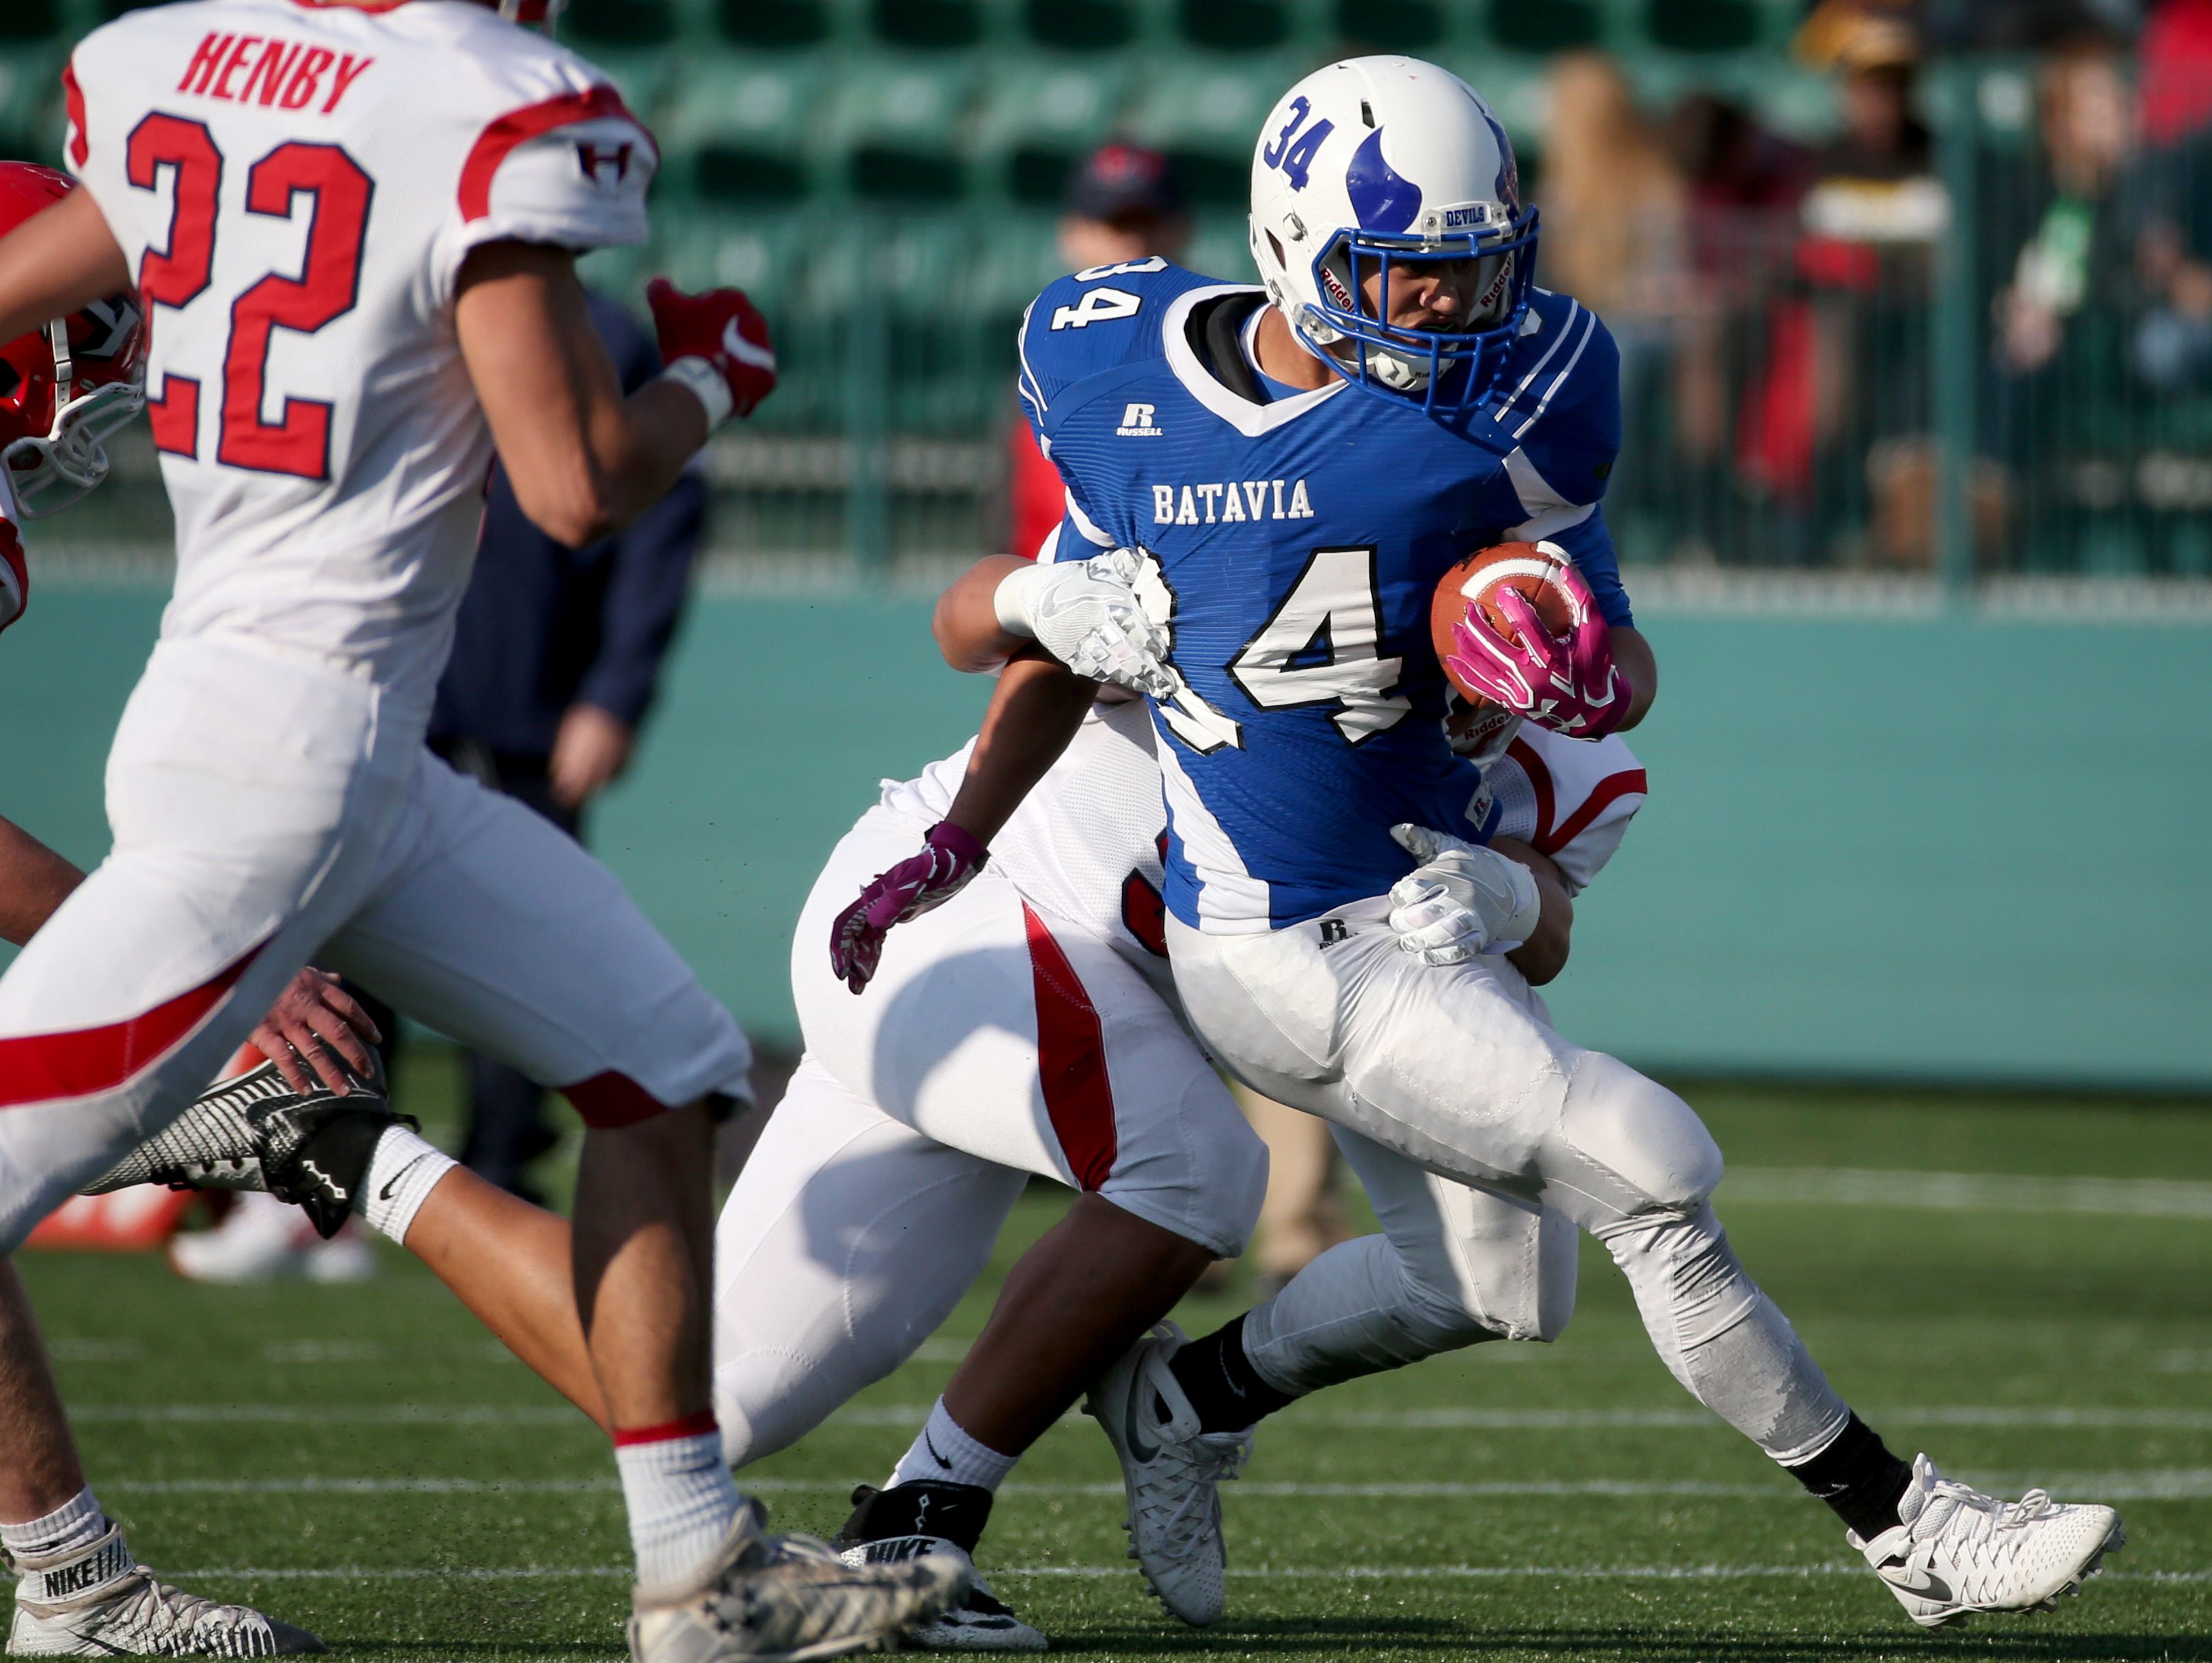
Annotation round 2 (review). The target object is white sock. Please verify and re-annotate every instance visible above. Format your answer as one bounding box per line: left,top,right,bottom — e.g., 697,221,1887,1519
886,1398,1018,1494
357,1124,456,1246
1,1485,105,1562
614,1417,743,1588
2,1487,133,1602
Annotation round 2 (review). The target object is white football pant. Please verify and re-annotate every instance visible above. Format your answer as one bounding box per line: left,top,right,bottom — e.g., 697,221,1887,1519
713,806,1268,1466
1171,902,1853,1466
0,637,750,1253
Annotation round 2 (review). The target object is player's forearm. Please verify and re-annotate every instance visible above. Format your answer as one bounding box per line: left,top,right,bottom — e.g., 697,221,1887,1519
1492,835,1572,985
1613,626,1658,730
458,245,708,550
934,554,1036,673
0,189,128,351
943,652,1098,845
0,815,84,948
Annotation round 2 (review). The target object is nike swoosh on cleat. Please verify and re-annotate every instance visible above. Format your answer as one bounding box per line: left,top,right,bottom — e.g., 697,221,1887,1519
1123,1386,1159,1464
1883,1561,1954,1602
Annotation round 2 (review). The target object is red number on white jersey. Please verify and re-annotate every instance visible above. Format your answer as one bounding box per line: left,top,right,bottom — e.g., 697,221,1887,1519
125,118,372,480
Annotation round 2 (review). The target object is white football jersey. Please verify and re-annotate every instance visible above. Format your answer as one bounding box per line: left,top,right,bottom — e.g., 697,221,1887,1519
884,704,1644,979
64,0,655,713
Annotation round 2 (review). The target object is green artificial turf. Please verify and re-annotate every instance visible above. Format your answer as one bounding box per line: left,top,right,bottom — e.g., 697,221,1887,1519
16,1054,2212,1661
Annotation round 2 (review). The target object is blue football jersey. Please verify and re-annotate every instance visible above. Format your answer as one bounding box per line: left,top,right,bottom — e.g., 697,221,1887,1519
1018,259,1633,933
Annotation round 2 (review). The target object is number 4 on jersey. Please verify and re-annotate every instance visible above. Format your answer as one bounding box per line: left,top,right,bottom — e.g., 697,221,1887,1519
1231,547,1410,743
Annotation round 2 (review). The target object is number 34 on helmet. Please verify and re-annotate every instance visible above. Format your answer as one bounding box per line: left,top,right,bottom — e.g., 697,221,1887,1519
0,162,145,519
1247,56,1539,417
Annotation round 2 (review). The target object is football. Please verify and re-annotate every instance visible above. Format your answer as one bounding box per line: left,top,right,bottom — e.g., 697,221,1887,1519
1428,540,1577,698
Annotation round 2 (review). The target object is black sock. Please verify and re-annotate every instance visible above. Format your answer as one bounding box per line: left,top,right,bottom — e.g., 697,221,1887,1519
1166,1315,1298,1434
836,1481,992,1554
1784,1414,1913,1539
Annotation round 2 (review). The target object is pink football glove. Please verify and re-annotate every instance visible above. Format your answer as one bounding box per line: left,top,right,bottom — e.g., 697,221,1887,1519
645,277,777,424
829,821,990,994
1445,562,1631,740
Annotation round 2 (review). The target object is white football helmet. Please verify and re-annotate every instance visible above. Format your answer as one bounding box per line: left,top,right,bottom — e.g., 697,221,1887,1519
1248,56,1538,415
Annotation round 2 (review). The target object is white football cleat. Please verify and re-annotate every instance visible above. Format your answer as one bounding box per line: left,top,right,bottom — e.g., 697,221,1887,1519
836,1539,1045,1653
1851,1454,2124,1628
167,1193,376,1285
629,1506,968,1663
1082,1321,1250,1627
7,1522,324,1655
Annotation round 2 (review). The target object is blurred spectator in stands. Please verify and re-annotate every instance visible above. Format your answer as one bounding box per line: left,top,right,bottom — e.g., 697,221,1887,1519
2130,36,2212,398
1006,143,1188,562
1537,55,1689,555
1995,46,2139,377
1540,54,1688,324
2140,0,2212,146
1663,94,1813,558
431,290,709,1200
1762,2,1954,566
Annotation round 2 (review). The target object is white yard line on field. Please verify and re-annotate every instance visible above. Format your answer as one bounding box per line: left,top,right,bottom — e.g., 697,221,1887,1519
1721,1167,2212,1219
97,1470,2212,1501
68,1403,2212,1431
131,1563,2209,1585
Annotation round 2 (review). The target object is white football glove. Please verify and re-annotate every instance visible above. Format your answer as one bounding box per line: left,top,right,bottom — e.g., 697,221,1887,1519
994,548,1176,698
1387,823,1542,965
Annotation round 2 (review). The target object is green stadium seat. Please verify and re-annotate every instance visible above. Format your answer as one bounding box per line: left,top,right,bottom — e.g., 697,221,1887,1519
0,3,62,44
0,47,64,169
1023,0,1140,51
1643,0,1762,52
662,58,830,205
969,54,1132,204
564,0,679,47
1123,53,1298,208
1331,0,1445,54
1176,0,1292,52
713,0,834,49
830,55,979,202
655,208,819,310
1486,0,1600,53
870,0,985,49
1184,213,1256,286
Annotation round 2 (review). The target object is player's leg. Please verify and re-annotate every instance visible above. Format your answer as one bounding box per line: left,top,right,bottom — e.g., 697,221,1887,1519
2,1239,327,1655
791,813,1264,1627
0,640,408,1252
1171,909,2123,1625
1236,1085,1350,1295
319,757,964,1652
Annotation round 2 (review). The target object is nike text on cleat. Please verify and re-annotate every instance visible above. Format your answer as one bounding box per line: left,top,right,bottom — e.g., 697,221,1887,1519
836,1540,1043,1653
85,1054,402,1239
1082,1321,1249,1627
1850,1453,2125,1629
628,1503,968,1663
7,1524,324,1656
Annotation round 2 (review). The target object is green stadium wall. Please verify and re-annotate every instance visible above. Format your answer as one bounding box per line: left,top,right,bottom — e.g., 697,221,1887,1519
5,586,2208,1089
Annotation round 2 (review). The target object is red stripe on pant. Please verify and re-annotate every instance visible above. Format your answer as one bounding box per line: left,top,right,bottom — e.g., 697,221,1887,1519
562,1071,677,1129
1022,903,1117,1191
0,944,261,1108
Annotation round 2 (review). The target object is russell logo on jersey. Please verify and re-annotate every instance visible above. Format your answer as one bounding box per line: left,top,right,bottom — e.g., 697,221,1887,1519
1151,478,1315,525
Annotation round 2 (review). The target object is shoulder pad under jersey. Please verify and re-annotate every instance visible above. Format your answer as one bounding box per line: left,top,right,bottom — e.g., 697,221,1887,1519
1017,261,1223,437
1487,289,1623,517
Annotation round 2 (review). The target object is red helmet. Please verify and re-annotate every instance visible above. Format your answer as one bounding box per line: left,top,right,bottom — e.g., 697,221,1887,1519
0,162,145,519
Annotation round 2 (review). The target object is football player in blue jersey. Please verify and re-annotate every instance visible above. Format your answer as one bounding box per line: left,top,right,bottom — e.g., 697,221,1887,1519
835,55,2124,1634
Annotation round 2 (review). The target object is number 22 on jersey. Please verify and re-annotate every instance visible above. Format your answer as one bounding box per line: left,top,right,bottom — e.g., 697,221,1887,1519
128,114,370,480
